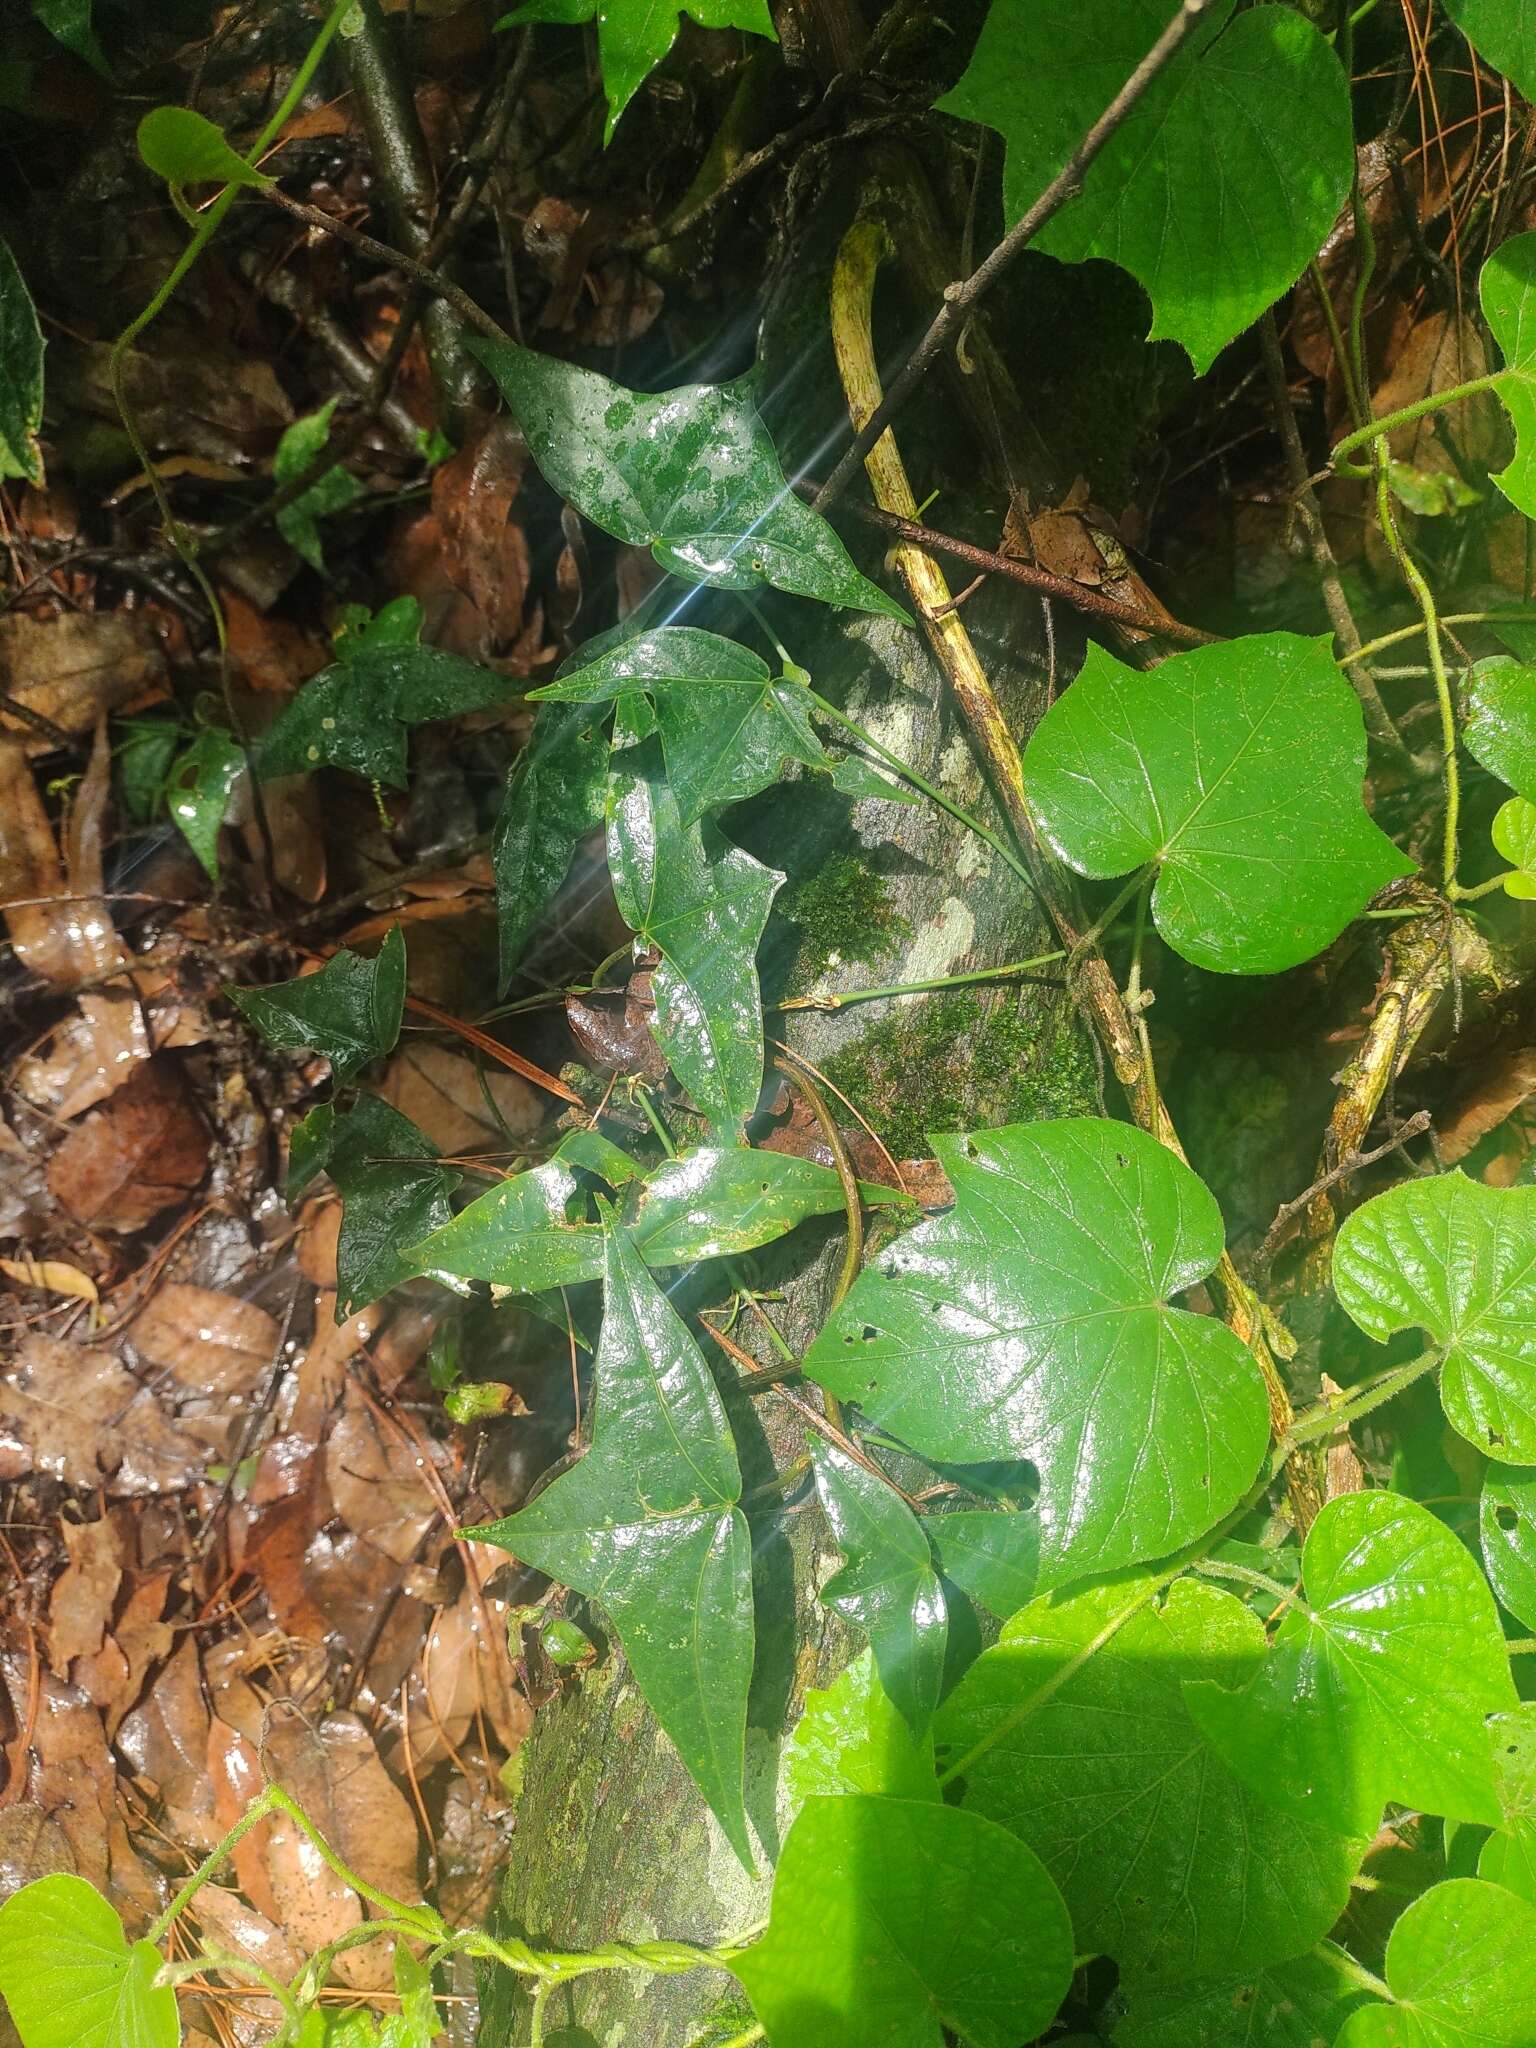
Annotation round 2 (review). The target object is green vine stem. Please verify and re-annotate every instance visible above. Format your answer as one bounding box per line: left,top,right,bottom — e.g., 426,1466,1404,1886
1273,1349,1442,1463
1342,609,1536,665
1330,371,1509,478
776,950,1066,1011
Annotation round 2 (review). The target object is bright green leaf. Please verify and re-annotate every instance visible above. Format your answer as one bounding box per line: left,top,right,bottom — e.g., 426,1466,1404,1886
467,1218,754,1863
166,728,244,881
468,339,910,621
1444,1,1536,105
814,1444,947,1738
937,1,1353,374
495,701,609,983
498,0,777,139
31,0,110,76
1482,1464,1536,1629
0,235,44,484
804,1118,1270,1588
1333,1878,1536,2047
781,1651,939,1813
936,1576,1365,1982
286,1101,336,1202
1113,1945,1370,2048
1022,632,1413,974
1480,1705,1536,1904
1494,796,1536,898
730,1795,1074,2048
1465,657,1536,798
258,644,513,789
1482,233,1536,519
336,595,423,657
1184,1489,1516,1835
328,1093,462,1317
274,398,365,573
1335,1172,1536,1463
136,106,270,191
0,1873,178,2048
928,1507,1039,1620
228,927,406,1086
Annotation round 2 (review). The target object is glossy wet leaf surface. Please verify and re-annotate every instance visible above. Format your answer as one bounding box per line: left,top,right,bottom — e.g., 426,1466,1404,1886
1481,1465,1536,1628
1335,1174,1536,1461
0,235,44,484
804,1117,1270,1586
327,1094,461,1317
936,1576,1364,1982
1464,657,1536,798
1447,5,1536,133
928,1507,1039,1619
469,340,909,619
468,1220,753,1861
228,926,405,1085
1114,1945,1369,2048
1483,233,1536,518
166,728,243,881
259,644,513,790
939,1,1352,374
781,1652,938,1813
0,1872,178,2048
1494,796,1536,898
1022,632,1412,973
1184,1490,1515,1835
813,1444,947,1738
494,700,609,982
731,1794,1074,2048
1479,1705,1536,1903
499,0,776,137
1334,1878,1536,2046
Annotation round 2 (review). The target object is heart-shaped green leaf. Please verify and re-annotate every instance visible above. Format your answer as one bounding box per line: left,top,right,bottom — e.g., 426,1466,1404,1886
495,701,610,984
166,728,243,881
467,1217,754,1863
274,398,365,574
1184,1489,1516,1835
1494,796,1536,898
730,1795,1074,2048
1482,233,1536,518
938,1,1353,374
137,106,269,190
0,1873,178,2048
1445,2,1536,106
782,1652,939,1813
1022,632,1413,974
228,926,405,1086
328,1093,462,1317
468,340,909,621
928,1507,1039,1620
0,236,44,485
1334,1878,1536,2047
1465,657,1536,798
814,1444,948,1738
498,0,776,139
804,1117,1270,1587
1113,1946,1370,2048
1334,1173,1536,1462
259,645,513,789
936,1575,1364,1982
1479,1705,1536,1903
1482,1465,1536,1628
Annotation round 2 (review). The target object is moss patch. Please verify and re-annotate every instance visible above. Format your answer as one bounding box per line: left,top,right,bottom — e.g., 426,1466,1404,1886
823,986,1097,1159
780,853,909,981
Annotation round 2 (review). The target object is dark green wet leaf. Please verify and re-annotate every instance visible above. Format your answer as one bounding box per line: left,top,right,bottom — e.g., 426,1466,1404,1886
1482,1465,1536,1629
115,720,181,827
31,0,110,75
1482,233,1536,519
259,644,513,790
1480,1706,1536,1904
136,106,269,189
1494,797,1536,898
1022,633,1413,974
938,1,1352,375
804,1118,1270,1588
731,1795,1074,2048
468,339,909,621
0,235,44,484
936,1575,1365,1983
1333,1878,1536,2047
607,739,781,1130
228,926,405,1085
495,701,609,983
497,0,776,137
166,728,244,881
0,1873,178,2048
467,1219,753,1863
814,1444,947,1739
274,398,365,573
781,1652,939,1814
1114,1946,1369,2048
928,1507,1039,1620
1466,657,1536,798
1445,3,1536,115
285,1101,335,1202
1184,1489,1515,1836
1335,1173,1536,1463
328,1094,461,1317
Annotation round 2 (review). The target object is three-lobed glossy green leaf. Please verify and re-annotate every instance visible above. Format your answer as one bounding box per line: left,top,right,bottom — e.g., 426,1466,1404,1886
136,106,269,190
731,1794,1074,2048
494,700,609,984
936,1576,1365,1983
1335,1173,1536,1462
328,1093,461,1317
1334,1878,1536,2046
1482,233,1536,518
813,1444,947,1738
166,728,243,881
805,1117,1269,1587
1023,632,1413,974
1482,1464,1536,1629
1494,797,1536,898
1464,657,1536,798
259,644,513,790
468,1220,754,1862
0,235,44,484
468,339,909,620
0,1873,178,2048
939,1,1352,374
286,1100,336,1202
1445,2,1536,112
228,927,405,1085
1479,1705,1536,1904
927,1507,1039,1620
781,1652,939,1813
1113,1945,1369,2048
274,398,365,573
1184,1489,1516,1835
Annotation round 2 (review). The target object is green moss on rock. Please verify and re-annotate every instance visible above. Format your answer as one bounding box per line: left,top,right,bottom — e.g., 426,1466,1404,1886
780,853,908,981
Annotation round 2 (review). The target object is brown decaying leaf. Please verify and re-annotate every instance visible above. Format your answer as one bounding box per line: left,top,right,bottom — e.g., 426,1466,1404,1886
432,423,532,648
14,981,210,1122
72,1568,175,1733
1438,1047,1536,1165
47,1059,208,1231
0,1336,204,1496
376,1042,542,1156
0,722,124,988
0,613,167,753
117,1636,219,1850
131,1284,280,1398
324,1381,440,1565
301,1523,430,1703
403,1571,530,1773
47,1516,122,1667
57,339,294,465
240,1444,335,1644
0,1255,99,1305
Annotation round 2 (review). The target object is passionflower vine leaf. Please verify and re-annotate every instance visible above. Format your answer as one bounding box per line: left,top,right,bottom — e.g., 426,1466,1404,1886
327,1094,461,1318
730,1795,1074,2048
136,105,269,191
1494,796,1536,898
928,1507,1040,1620
1022,632,1413,974
227,926,405,1086
1184,1489,1515,1836
1334,1173,1536,1462
1445,3,1536,122
1113,1946,1370,2048
1464,656,1536,798
259,642,514,789
1479,1705,1536,1904
0,1873,178,2048
166,727,243,881
1333,1878,1536,2047
936,1576,1365,1983
273,398,365,573
803,1117,1270,1587
494,700,610,985
467,1218,753,1864
1482,1465,1536,1629
467,339,910,621
1482,232,1536,518
781,1652,940,1814
813,1444,948,1738
938,1,1353,374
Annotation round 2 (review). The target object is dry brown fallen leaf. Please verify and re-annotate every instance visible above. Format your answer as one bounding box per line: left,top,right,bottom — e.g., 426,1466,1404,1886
0,612,167,752
72,1567,175,1733
0,1254,99,1305
0,721,125,988
324,1380,440,1565
14,979,211,1122
301,1523,430,1704
0,1334,204,1496
57,338,293,466
376,1041,542,1156
130,1284,280,1398
403,1574,530,1773
47,1058,207,1231
117,1635,219,1850
47,1514,123,1666
1439,1046,1536,1166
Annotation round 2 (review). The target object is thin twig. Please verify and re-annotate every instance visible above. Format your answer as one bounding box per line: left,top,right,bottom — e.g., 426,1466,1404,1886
1251,1108,1432,1276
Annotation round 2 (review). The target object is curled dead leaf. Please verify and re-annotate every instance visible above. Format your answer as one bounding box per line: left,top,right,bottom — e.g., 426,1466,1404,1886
47,1059,207,1231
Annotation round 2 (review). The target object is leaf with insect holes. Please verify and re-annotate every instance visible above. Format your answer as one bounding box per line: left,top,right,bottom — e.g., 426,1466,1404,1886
937,1575,1366,1983
814,1444,948,1739
495,700,610,985
1335,1172,1536,1463
1479,1705,1536,1904
228,926,405,1085
938,0,1353,375
166,727,244,881
1113,1946,1370,2048
929,1507,1039,1620
1495,797,1536,899
1184,1489,1516,1837
328,1093,462,1317
1483,1465,1536,1630
468,339,909,621
467,1217,755,1864
1482,232,1536,518
0,1873,178,2048
0,236,44,484
136,106,270,190
804,1118,1270,1588
274,398,365,573
1022,632,1414,974
497,0,777,139
258,643,514,789
731,1795,1074,2048
782,1652,940,1814
1445,2,1536,108
1334,1878,1536,2047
